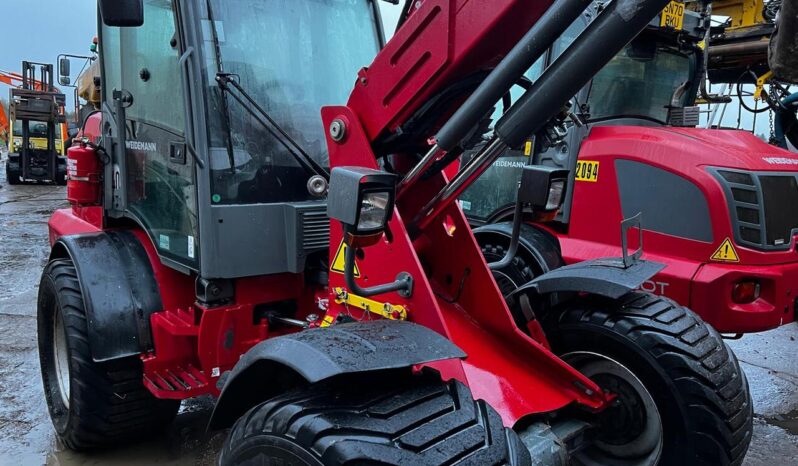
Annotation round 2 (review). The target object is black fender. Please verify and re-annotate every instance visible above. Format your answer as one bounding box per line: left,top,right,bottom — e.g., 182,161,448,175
49,230,162,362
473,222,564,275
208,320,466,430
509,257,666,301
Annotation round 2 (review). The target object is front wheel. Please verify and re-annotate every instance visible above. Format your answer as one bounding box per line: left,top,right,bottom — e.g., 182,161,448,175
38,259,180,450
220,371,531,466
545,292,753,466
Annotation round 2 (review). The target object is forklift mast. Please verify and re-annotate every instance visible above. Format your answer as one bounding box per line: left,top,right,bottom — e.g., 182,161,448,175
9,62,66,182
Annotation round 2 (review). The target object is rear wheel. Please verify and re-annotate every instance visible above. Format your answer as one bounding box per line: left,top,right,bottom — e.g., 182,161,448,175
545,292,753,466
220,371,531,466
38,259,180,450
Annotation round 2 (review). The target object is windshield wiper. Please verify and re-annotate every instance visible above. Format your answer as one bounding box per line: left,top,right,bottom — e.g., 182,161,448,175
215,73,330,181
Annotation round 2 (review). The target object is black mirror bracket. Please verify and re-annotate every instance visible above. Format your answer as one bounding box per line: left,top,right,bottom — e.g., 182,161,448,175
344,243,413,298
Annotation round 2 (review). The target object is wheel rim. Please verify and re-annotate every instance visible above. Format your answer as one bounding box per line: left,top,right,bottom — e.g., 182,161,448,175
563,351,663,466
53,310,71,409
491,269,519,296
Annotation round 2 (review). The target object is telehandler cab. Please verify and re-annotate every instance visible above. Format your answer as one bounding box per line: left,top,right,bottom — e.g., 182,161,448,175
39,0,752,465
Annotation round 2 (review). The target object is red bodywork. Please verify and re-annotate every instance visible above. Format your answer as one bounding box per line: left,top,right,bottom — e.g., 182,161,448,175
552,126,798,333
48,0,613,427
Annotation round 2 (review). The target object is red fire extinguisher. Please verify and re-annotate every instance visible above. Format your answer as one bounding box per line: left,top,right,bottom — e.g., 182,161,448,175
66,141,102,206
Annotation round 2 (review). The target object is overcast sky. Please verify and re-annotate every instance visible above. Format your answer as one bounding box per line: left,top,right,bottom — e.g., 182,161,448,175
0,1,401,108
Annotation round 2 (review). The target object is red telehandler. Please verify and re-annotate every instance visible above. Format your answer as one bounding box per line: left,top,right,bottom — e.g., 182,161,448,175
463,0,798,335
39,1,752,465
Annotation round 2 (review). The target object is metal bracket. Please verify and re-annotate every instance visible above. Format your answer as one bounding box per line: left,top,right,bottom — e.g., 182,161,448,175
620,212,644,268
332,287,408,321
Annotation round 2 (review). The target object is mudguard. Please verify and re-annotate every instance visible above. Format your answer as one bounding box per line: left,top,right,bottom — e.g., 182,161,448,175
208,320,466,430
49,231,162,362
473,222,564,274
509,257,665,300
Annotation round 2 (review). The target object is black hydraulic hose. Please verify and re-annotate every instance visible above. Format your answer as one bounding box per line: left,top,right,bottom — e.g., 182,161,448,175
435,0,593,152
496,0,672,147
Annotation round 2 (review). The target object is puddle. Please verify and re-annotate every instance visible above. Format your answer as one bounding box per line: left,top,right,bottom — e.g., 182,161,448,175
765,409,798,436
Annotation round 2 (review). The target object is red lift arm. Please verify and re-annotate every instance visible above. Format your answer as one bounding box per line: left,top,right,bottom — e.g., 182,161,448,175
322,0,672,424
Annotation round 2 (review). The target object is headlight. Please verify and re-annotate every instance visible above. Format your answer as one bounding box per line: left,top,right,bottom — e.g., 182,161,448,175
546,179,566,211
518,165,570,214
328,167,397,245
357,191,391,232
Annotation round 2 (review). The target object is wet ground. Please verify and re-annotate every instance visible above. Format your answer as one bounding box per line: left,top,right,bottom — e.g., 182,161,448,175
0,150,796,465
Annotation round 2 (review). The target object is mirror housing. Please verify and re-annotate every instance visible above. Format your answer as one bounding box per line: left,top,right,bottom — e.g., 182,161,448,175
99,0,144,27
59,58,71,79
328,167,397,245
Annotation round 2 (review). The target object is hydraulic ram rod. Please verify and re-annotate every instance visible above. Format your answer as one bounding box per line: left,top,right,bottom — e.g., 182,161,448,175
434,0,592,153
414,0,672,230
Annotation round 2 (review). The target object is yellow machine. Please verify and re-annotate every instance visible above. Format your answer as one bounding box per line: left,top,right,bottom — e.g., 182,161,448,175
9,119,65,155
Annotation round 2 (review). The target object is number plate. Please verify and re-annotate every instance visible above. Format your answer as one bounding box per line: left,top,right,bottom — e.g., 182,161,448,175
575,160,600,182
660,1,685,31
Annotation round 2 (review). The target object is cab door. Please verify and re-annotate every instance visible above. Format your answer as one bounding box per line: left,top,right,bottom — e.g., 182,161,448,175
100,0,199,270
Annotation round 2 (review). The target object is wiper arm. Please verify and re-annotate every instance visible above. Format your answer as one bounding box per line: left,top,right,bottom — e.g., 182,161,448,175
215,73,330,181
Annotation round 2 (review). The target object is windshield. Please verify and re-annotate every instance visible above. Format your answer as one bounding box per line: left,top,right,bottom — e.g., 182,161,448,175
587,45,694,122
201,0,380,205
13,120,62,139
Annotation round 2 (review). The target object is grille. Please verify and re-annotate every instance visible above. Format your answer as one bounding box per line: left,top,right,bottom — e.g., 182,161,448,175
300,207,330,252
713,168,798,250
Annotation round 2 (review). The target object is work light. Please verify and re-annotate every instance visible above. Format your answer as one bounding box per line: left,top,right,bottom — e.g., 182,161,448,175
328,167,397,245
518,165,570,217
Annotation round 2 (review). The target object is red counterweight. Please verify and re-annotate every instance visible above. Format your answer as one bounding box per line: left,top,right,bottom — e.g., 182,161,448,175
66,143,102,206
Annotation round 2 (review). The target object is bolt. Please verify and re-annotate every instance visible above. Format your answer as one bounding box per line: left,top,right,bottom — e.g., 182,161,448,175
330,119,347,142
306,314,319,323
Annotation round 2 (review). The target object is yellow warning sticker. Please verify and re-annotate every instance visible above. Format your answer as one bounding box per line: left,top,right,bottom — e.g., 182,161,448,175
711,238,740,262
331,240,361,277
524,140,534,157
575,160,600,182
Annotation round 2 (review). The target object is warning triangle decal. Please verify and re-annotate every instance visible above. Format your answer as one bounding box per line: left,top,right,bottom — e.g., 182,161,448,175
710,238,740,263
331,241,361,277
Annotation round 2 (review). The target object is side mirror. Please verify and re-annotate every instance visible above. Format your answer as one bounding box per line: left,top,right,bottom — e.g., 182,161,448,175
99,0,144,27
59,58,71,79
59,76,71,87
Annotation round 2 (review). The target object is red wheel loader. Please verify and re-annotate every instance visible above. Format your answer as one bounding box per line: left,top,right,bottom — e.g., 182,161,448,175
462,0,798,335
38,0,752,465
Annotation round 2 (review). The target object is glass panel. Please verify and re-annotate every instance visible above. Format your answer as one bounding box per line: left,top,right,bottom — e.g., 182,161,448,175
588,47,692,122
100,25,123,98
117,0,198,266
121,0,185,133
13,120,53,138
202,0,380,205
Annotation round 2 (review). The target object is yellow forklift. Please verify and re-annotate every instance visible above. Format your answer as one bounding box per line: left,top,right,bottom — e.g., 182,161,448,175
5,61,67,185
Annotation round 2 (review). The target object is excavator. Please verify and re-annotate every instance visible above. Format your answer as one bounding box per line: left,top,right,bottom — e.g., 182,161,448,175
39,1,752,465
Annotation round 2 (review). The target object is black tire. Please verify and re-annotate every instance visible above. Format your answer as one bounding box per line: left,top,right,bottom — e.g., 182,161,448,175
38,259,180,450
544,292,753,466
220,371,531,466
5,162,20,185
481,243,537,296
